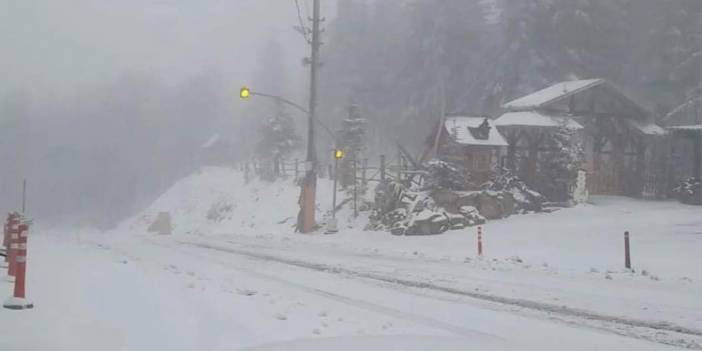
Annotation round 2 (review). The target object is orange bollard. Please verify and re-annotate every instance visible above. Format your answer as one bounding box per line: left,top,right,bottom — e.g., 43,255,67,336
4,220,33,310
477,226,483,256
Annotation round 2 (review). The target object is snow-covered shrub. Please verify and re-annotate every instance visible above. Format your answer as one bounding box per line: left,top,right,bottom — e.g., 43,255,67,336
422,159,470,191
206,200,234,222
458,206,486,226
673,177,702,205
372,179,406,217
483,169,546,212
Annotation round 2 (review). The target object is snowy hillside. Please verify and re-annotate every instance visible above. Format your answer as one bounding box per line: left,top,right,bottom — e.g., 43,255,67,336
117,167,357,236
119,167,702,283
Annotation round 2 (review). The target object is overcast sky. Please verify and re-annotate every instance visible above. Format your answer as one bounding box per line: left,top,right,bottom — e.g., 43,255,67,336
0,0,335,98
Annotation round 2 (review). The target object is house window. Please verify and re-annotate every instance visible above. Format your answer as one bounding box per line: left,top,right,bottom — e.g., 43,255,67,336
464,153,474,170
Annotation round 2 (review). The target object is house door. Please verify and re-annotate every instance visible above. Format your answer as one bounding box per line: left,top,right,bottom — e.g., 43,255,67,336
589,140,622,195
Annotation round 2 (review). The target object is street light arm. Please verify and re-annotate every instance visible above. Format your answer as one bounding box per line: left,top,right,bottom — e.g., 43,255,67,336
249,91,336,139
250,91,308,114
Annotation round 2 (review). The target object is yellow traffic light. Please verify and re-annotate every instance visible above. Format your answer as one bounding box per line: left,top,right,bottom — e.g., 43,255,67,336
239,87,251,99
334,149,344,159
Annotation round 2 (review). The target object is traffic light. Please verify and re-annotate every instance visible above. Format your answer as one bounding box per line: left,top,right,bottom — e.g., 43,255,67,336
239,87,251,99
334,149,344,159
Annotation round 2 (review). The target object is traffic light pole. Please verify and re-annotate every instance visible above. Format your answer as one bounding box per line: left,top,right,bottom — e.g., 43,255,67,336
326,149,343,234
332,156,338,219
249,91,308,115
245,91,335,138
299,0,321,233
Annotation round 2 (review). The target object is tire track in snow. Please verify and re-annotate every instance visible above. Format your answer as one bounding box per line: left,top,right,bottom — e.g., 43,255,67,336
234,267,504,340
138,238,502,340
180,240,702,350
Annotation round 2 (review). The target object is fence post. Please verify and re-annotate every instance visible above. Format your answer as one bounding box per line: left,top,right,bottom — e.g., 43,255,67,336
624,231,631,269
380,154,386,181
353,154,358,218
397,147,402,182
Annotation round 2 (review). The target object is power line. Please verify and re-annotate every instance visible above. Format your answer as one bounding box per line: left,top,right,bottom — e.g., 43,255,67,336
293,0,311,43
301,0,310,22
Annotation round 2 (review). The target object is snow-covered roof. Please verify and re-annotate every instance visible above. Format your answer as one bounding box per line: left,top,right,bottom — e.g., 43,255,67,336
444,116,508,147
627,119,667,136
664,95,701,123
503,79,603,110
494,111,583,129
667,124,702,131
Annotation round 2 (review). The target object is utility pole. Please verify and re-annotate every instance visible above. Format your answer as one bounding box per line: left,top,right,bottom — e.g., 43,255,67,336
353,151,358,218
299,0,322,233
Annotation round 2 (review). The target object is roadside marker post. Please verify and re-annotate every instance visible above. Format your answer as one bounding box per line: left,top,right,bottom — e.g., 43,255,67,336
624,231,631,270
477,226,483,257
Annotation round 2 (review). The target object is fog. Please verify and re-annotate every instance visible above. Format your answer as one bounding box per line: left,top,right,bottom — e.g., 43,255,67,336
1,0,699,228
0,0,329,227
1,0,308,97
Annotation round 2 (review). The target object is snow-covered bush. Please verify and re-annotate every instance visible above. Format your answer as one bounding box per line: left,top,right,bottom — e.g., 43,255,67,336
206,200,234,222
673,177,702,205
422,159,470,191
369,177,484,235
483,169,546,212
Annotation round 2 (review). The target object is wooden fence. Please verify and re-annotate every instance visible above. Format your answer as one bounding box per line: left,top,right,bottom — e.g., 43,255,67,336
236,152,420,186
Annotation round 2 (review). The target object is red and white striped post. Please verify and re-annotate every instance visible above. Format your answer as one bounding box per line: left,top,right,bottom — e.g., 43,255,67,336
2,214,9,266
4,219,33,310
5,213,20,280
477,226,483,256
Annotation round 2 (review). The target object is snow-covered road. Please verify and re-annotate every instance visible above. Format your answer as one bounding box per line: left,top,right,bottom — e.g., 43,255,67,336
0,229,698,350
1,169,700,350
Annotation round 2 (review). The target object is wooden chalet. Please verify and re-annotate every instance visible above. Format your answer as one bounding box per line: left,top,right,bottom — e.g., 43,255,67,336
494,79,667,198
664,94,702,184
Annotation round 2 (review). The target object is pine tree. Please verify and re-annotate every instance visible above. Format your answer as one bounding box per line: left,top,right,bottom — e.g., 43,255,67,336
538,124,584,201
338,101,367,188
256,102,301,180
648,0,702,119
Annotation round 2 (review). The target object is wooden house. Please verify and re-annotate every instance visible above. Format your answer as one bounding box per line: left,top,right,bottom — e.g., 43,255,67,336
428,115,508,185
494,79,667,198
663,94,702,185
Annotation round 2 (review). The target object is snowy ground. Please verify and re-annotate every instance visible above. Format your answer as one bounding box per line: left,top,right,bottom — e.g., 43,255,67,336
1,167,700,350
